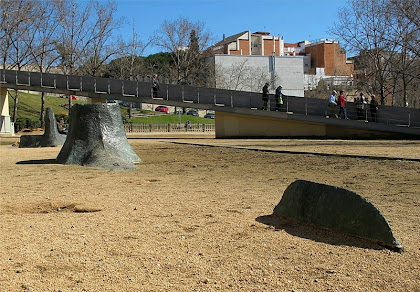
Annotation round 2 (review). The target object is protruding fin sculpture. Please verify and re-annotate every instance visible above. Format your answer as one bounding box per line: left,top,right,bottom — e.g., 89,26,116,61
19,107,66,148
273,180,403,252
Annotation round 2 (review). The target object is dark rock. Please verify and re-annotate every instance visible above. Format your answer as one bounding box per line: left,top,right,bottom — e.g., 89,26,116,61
19,107,66,148
273,180,402,251
56,103,140,170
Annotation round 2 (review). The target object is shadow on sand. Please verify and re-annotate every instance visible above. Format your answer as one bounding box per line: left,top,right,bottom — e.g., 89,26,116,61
256,214,385,251
16,159,58,165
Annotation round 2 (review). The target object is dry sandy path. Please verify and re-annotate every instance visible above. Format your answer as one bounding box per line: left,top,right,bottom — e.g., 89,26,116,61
0,133,419,291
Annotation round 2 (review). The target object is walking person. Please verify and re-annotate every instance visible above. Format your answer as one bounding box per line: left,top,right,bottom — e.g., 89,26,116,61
261,83,269,110
370,94,379,122
355,92,366,120
274,85,283,111
326,90,337,118
152,73,159,98
337,90,347,119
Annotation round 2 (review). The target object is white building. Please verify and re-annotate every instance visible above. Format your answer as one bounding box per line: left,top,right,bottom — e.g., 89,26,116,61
210,54,304,97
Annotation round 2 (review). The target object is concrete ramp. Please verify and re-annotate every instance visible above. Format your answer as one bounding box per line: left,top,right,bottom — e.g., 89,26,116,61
19,107,66,148
273,180,402,251
56,103,140,170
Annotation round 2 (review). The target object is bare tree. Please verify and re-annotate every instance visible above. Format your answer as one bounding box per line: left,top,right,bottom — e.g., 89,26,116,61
155,17,211,85
216,59,250,91
55,0,122,109
0,0,32,69
331,0,420,107
76,0,123,77
215,58,271,93
386,0,420,106
0,0,36,125
330,0,398,105
26,0,61,127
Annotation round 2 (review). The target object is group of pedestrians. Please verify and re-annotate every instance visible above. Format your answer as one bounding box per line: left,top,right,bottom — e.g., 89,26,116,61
262,83,284,111
326,90,379,122
327,90,347,119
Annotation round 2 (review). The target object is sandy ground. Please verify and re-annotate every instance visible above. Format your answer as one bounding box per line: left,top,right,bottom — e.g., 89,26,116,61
0,132,419,291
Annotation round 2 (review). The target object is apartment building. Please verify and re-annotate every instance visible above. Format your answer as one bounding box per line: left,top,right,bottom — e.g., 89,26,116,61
211,31,284,56
210,32,354,94
305,39,354,76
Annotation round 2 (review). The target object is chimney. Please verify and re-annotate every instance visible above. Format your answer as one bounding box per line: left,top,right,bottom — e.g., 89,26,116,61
223,34,225,41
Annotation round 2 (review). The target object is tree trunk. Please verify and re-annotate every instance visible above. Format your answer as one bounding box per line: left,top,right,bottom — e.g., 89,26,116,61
68,94,72,111
13,90,19,124
40,92,46,128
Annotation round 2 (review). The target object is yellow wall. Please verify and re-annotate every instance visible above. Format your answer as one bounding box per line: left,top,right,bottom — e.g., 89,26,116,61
215,111,387,138
215,111,326,137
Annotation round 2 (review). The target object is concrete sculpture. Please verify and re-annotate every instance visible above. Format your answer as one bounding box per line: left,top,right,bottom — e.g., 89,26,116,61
56,103,140,170
273,180,402,251
19,107,67,148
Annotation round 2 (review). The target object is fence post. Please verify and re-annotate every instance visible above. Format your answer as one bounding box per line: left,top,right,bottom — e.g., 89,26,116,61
197,87,200,104
166,84,169,100
182,85,185,102
231,91,233,107
409,112,411,127
214,88,216,105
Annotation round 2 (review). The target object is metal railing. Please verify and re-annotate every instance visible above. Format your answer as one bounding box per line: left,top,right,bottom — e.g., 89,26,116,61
1,69,419,128
124,123,215,133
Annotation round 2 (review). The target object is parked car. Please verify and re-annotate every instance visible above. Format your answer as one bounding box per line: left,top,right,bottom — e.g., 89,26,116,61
59,94,77,100
204,112,215,119
186,109,199,116
155,106,169,113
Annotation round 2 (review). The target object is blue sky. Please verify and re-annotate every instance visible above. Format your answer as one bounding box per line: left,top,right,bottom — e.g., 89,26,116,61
114,0,348,55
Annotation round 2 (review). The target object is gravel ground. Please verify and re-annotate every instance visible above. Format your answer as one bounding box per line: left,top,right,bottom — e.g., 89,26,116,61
0,133,419,291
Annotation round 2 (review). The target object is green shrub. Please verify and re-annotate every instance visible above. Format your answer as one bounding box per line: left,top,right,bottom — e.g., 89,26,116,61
15,117,41,132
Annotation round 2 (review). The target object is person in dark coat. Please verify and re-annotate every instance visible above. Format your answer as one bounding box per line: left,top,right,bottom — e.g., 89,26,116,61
370,94,379,122
152,73,159,98
261,83,269,110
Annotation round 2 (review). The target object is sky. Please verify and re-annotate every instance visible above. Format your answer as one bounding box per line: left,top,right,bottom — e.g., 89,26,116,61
114,0,348,56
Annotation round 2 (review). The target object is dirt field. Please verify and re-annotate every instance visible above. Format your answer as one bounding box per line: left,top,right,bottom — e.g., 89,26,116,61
0,133,419,291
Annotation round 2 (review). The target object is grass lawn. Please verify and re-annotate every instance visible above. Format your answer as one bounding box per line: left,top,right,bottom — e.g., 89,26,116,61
7,90,214,128
129,114,214,124
7,90,86,121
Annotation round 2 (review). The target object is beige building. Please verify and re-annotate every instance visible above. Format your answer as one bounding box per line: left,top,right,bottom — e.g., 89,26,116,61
211,31,284,56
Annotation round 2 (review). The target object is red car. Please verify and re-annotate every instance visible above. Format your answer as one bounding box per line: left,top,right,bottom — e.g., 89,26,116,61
155,106,169,113
59,94,77,100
